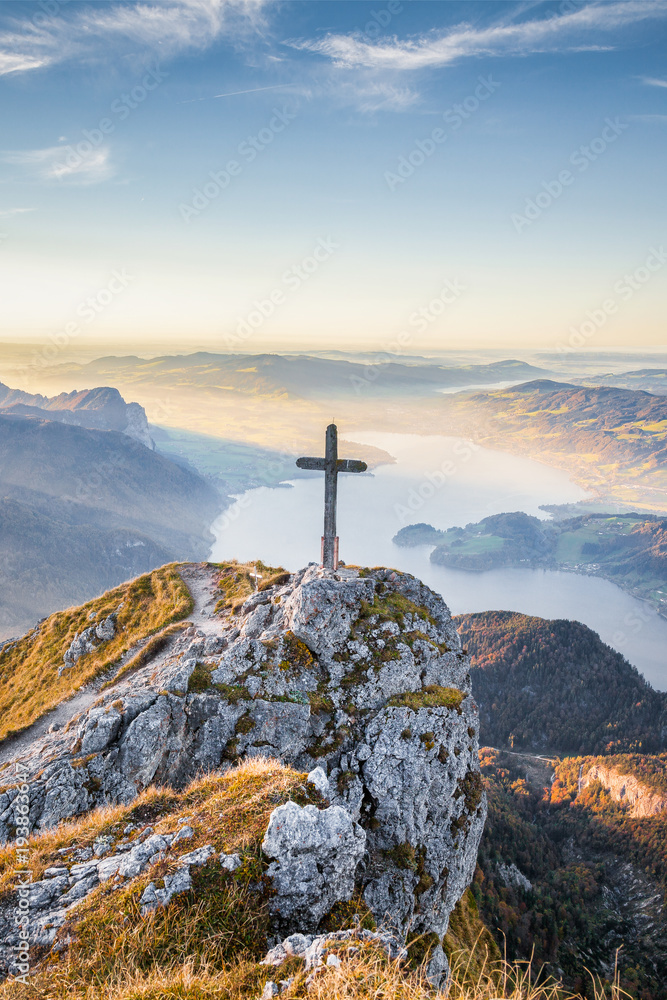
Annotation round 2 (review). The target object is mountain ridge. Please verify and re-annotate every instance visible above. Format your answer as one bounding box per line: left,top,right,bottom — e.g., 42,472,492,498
0,382,153,448
0,560,484,991
0,414,221,638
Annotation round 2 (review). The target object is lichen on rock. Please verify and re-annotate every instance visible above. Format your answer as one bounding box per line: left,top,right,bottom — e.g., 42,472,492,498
262,799,366,934
0,561,486,982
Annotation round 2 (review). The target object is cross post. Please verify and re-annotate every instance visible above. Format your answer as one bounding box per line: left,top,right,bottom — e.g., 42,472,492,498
296,423,367,570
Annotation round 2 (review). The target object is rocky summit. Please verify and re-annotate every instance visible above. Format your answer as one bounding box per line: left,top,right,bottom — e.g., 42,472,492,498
0,562,485,984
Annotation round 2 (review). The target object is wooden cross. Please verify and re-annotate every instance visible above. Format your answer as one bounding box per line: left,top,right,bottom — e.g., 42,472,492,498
296,423,367,570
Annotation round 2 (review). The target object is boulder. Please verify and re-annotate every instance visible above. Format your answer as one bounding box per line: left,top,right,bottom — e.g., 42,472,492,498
262,800,366,934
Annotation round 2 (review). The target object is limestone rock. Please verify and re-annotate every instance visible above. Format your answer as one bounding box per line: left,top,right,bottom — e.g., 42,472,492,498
60,613,116,675
498,862,532,893
140,868,192,915
306,766,330,798
0,562,486,968
262,801,365,934
262,927,407,970
581,763,667,818
220,851,242,872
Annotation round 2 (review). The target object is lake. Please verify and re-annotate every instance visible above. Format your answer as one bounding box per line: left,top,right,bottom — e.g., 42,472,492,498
210,432,667,691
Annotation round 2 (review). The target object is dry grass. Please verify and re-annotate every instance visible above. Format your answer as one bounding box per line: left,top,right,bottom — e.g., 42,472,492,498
212,561,287,615
387,686,464,712
103,622,190,689
0,564,193,743
0,758,632,1000
3,949,633,1000
444,889,501,978
0,759,320,999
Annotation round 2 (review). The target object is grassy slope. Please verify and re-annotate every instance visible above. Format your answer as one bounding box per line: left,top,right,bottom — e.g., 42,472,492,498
1,757,600,1000
0,565,193,743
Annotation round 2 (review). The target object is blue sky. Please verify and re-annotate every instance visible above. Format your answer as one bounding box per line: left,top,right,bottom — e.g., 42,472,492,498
0,0,666,352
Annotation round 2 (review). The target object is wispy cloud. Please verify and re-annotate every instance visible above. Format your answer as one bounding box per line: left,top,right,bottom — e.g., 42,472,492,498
178,82,295,105
0,51,49,75
0,0,269,77
0,206,36,218
1,146,114,184
641,76,667,88
347,81,419,114
288,1,667,71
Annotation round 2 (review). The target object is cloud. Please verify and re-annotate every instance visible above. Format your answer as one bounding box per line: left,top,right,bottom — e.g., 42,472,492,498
0,0,269,77
1,146,114,184
347,81,419,114
0,206,36,217
641,76,667,87
0,51,49,75
289,1,667,71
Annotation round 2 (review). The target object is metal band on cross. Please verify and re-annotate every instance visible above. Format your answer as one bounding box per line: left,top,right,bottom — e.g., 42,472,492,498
296,423,367,570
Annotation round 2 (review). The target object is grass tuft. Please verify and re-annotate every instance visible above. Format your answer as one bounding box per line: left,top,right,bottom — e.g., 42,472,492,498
387,686,464,712
211,561,286,615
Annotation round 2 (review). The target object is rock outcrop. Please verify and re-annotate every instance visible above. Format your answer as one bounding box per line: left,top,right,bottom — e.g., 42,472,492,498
262,790,366,934
581,763,667,818
0,562,486,975
0,383,154,448
60,611,117,675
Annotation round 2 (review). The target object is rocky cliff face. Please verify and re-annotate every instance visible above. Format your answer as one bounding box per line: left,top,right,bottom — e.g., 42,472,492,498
0,383,154,448
582,764,667,818
0,563,485,979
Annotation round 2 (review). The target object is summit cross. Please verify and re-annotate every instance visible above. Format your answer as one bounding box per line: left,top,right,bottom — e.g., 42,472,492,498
296,423,367,570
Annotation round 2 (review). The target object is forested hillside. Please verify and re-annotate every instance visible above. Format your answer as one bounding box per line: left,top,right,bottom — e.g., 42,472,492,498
477,749,667,998
414,511,667,615
456,611,666,754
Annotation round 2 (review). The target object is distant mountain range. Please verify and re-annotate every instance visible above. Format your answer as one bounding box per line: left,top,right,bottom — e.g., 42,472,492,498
0,391,221,638
8,360,667,513
0,383,153,447
31,352,553,399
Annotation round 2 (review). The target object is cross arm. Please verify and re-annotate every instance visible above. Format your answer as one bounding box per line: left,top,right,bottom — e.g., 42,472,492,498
296,457,326,470
337,459,367,473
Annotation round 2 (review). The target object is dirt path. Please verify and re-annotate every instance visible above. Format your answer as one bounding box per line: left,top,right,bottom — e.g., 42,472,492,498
485,746,558,764
0,566,219,768
177,563,221,635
